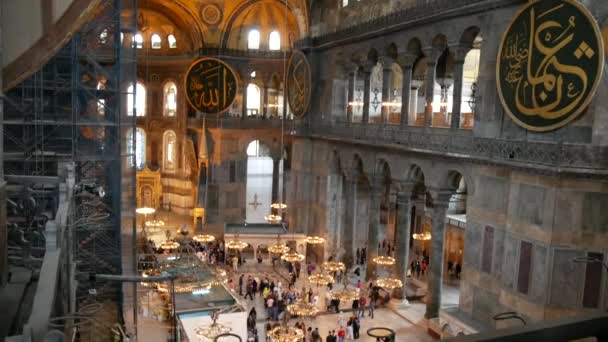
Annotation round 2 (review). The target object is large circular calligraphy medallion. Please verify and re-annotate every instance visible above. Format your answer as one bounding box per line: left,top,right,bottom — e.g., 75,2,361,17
185,57,238,114
496,0,604,132
286,50,312,118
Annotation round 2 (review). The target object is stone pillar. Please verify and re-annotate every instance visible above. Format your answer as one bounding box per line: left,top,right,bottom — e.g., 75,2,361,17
347,71,355,123
409,86,419,126
271,158,280,204
450,48,468,129
400,65,413,128
425,191,452,319
0,1,6,287
241,83,248,119
395,189,413,300
366,177,384,280
380,61,393,124
263,83,269,119
362,70,372,124
424,59,437,128
342,175,357,265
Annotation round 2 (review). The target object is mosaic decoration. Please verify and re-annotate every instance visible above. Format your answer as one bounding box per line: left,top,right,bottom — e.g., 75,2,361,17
201,4,222,26
185,57,238,114
496,0,604,131
286,50,312,118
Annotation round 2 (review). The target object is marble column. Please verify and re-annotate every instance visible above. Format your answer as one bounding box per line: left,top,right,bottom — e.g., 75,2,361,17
271,158,280,204
241,83,248,119
424,60,438,128
381,63,393,124
451,59,465,129
395,190,413,300
362,70,372,124
342,176,357,266
347,71,356,123
425,191,452,319
263,83,269,119
366,178,383,280
409,87,419,126
400,65,413,128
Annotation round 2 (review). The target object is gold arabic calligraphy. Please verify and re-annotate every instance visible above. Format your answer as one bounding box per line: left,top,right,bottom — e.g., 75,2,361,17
185,58,237,113
498,0,602,131
287,51,311,117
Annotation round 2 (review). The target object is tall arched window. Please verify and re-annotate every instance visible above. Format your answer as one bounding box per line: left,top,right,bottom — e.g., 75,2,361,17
127,128,146,168
246,140,273,223
163,130,177,172
168,34,177,49
133,33,143,49
246,83,261,116
151,34,161,49
269,31,280,50
163,82,178,117
248,29,260,50
127,82,146,116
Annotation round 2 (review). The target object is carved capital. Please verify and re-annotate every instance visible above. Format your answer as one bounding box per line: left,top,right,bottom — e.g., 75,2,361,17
449,44,470,64
396,53,417,69
427,188,454,209
421,46,443,64
378,56,394,70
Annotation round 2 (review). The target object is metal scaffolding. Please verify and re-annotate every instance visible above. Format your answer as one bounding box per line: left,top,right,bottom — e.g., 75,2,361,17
2,0,137,339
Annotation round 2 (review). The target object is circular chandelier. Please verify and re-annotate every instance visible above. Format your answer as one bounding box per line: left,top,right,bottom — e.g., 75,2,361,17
413,232,432,241
305,236,325,244
322,261,346,272
269,243,290,255
287,300,319,317
308,273,334,286
270,203,287,210
373,256,396,266
135,207,156,215
330,287,360,301
195,315,232,340
267,326,303,342
140,269,161,288
145,219,165,228
193,234,215,243
160,240,180,250
376,277,403,289
265,214,283,224
226,233,248,250
281,251,305,263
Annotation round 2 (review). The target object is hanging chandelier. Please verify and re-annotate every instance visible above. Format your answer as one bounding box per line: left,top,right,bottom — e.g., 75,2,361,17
195,312,232,340
160,240,180,250
135,207,156,215
265,214,283,224
193,234,215,243
145,218,165,228
330,287,360,302
281,251,304,263
305,236,325,244
267,326,304,342
226,233,248,250
140,269,161,288
270,203,287,210
375,277,403,290
373,256,396,266
322,261,346,272
287,300,319,317
308,273,334,286
413,232,432,241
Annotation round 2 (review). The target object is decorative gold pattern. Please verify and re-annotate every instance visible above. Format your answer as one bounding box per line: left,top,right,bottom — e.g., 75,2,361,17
136,167,162,209
286,50,312,118
496,0,604,131
185,57,238,114
201,4,222,26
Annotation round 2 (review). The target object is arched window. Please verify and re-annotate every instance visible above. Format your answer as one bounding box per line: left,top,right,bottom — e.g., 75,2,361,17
248,29,260,50
163,130,177,172
168,34,177,49
151,34,161,49
120,32,124,44
97,81,106,116
246,83,261,116
99,29,108,44
269,31,280,50
133,33,143,49
127,82,146,116
163,82,178,117
342,0,348,7
127,128,146,168
246,140,274,223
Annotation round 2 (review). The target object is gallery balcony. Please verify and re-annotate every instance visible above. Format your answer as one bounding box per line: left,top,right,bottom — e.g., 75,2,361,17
188,113,293,130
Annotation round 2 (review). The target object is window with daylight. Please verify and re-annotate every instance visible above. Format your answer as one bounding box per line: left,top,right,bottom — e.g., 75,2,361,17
269,31,280,50
99,29,108,44
127,128,146,168
168,34,177,49
96,81,106,116
246,83,261,116
163,130,177,172
127,82,146,116
163,82,178,116
342,0,348,7
151,34,161,49
133,33,143,48
246,140,275,223
248,29,260,50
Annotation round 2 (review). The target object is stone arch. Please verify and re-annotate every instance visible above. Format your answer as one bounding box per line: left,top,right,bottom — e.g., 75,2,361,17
407,37,423,57
329,150,342,175
460,26,481,48
385,43,399,60
139,0,205,50
431,34,449,54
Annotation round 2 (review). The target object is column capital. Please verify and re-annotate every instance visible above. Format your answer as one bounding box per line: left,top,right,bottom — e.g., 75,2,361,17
393,180,416,194
369,175,386,194
343,168,360,183
422,46,443,64
449,44,471,63
427,188,454,208
378,55,395,69
396,53,417,69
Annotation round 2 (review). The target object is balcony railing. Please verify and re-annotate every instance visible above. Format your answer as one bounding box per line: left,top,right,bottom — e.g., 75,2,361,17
295,121,608,174
198,47,288,60
188,114,293,130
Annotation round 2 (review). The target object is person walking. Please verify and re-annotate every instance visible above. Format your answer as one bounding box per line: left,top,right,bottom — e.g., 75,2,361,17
245,280,254,300
312,327,321,342
368,293,375,319
346,319,354,341
352,316,360,339
356,248,360,265
358,295,366,318
337,326,346,342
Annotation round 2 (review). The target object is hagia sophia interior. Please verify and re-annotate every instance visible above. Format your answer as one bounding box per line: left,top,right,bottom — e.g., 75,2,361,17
0,0,607,341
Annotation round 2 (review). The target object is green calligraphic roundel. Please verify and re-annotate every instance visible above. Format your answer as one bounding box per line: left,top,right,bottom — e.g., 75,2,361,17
286,50,312,118
496,0,604,132
185,57,238,114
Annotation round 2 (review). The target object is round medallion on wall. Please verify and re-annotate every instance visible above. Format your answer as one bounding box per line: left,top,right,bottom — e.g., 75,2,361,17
286,50,312,118
496,0,604,132
201,4,222,26
185,57,238,114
